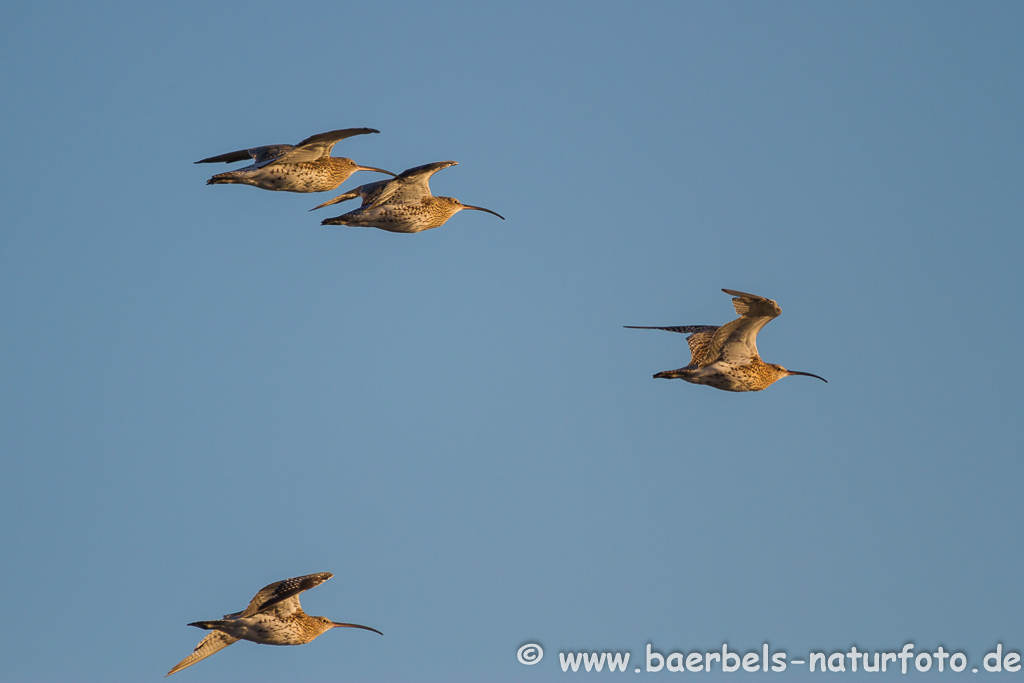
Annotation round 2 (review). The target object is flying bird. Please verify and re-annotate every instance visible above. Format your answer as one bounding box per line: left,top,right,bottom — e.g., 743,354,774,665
167,572,381,676
626,289,827,392
312,160,504,233
195,128,394,192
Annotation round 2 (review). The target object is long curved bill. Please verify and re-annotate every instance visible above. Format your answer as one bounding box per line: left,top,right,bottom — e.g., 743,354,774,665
786,370,828,383
463,204,505,220
332,622,384,635
355,165,396,177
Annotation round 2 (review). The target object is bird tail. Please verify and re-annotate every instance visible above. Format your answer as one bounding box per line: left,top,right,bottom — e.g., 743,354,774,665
188,620,228,630
206,173,238,186
320,212,369,226
653,366,695,380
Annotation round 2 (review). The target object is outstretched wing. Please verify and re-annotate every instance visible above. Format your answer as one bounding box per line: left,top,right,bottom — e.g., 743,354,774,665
367,161,457,208
310,177,394,211
237,572,334,618
623,325,717,335
707,289,782,364
194,148,255,164
250,144,294,165
194,144,292,165
273,128,380,164
684,329,720,365
723,289,782,318
624,325,719,365
166,631,238,676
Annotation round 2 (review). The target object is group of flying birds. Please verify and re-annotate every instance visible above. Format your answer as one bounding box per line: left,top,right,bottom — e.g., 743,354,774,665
169,127,828,676
195,127,505,232
196,125,826,392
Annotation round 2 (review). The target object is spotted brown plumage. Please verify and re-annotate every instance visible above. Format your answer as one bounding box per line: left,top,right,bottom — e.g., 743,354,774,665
195,128,394,192
312,160,505,233
166,572,382,676
625,289,827,392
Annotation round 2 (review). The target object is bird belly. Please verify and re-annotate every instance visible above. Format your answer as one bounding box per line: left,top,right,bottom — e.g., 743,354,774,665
338,205,427,232
686,363,754,392
224,163,335,192
215,616,302,645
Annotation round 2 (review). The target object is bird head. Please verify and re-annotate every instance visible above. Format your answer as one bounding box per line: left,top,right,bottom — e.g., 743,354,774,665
438,197,505,221
332,157,396,179
770,364,828,385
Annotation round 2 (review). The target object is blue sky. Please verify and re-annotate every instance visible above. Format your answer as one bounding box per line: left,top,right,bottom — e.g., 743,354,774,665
2,1,1022,681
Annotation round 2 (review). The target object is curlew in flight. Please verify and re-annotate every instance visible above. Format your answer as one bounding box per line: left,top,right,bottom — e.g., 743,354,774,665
166,572,381,676
195,128,394,192
626,289,827,392
312,160,504,232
